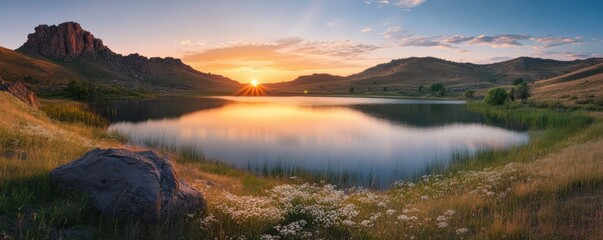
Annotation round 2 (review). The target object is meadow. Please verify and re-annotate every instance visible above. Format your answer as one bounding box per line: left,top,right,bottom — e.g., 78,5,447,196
1,92,602,239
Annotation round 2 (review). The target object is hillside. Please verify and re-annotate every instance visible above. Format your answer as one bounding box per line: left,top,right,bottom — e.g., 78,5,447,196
0,22,241,93
0,46,79,88
532,62,603,105
269,56,603,94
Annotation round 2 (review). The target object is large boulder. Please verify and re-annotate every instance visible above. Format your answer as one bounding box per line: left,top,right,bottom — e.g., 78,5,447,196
0,80,40,108
50,148,205,221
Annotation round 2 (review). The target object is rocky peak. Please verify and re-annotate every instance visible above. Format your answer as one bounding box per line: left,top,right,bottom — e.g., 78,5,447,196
18,21,110,61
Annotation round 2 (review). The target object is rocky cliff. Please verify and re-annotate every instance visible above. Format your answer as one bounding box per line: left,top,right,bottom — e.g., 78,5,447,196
18,22,109,61
15,22,241,91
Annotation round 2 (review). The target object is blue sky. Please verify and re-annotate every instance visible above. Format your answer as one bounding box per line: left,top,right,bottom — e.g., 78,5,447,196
1,0,602,82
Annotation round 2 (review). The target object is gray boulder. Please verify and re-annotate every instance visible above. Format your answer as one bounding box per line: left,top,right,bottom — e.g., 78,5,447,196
50,148,205,221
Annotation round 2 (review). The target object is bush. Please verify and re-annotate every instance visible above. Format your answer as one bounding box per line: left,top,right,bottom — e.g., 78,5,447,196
430,83,445,92
463,89,475,99
515,82,530,102
349,87,354,93
512,78,525,85
484,87,508,105
64,79,94,100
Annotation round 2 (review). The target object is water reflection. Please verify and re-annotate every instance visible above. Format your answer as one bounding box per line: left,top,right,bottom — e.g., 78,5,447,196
101,97,529,188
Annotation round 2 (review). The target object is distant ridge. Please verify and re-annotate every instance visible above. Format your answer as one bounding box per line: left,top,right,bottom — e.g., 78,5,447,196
268,56,603,93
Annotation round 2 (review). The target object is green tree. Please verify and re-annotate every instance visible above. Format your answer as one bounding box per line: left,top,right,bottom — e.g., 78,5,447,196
64,79,94,100
513,78,525,85
516,82,530,102
509,87,516,102
484,87,508,105
464,89,475,99
430,83,445,92
430,83,445,96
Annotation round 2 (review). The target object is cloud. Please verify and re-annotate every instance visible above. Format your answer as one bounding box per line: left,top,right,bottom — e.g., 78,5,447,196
532,36,582,48
182,38,381,72
364,0,426,8
381,26,401,39
392,0,427,8
361,27,372,33
179,39,206,47
383,31,583,50
325,22,336,28
538,50,602,60
467,34,530,47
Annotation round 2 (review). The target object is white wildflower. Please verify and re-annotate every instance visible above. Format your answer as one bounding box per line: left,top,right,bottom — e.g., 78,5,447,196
456,228,469,235
386,209,397,216
437,221,449,228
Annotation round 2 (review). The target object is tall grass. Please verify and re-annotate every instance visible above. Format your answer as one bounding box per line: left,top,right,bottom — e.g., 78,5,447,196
468,101,593,130
41,101,108,127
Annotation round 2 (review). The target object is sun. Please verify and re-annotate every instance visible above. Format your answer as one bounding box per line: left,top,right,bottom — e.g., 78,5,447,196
251,79,259,87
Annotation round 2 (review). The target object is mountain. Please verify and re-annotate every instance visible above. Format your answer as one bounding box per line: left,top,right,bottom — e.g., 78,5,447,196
1,22,241,93
270,56,603,93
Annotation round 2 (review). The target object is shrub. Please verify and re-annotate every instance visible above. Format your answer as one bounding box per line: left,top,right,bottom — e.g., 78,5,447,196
349,87,354,93
484,87,508,105
430,83,445,92
512,78,525,85
430,83,445,96
64,79,94,100
515,82,530,102
463,89,475,99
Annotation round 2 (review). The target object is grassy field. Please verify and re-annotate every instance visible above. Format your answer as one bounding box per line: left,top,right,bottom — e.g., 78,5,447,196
1,92,602,239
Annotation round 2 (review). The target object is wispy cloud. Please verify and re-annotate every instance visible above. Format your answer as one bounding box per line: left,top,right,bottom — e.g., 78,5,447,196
381,26,401,39
468,34,530,47
383,31,583,49
532,36,582,48
538,50,602,60
364,0,426,8
392,0,427,8
182,38,381,72
325,22,336,28
361,27,372,33
178,39,206,47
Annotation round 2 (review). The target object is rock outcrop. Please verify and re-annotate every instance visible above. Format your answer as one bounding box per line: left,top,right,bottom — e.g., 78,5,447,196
15,21,241,90
18,22,109,61
0,80,40,107
50,148,205,222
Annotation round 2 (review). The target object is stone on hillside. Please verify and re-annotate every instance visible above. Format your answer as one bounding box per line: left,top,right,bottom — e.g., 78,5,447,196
50,148,205,221
0,80,40,108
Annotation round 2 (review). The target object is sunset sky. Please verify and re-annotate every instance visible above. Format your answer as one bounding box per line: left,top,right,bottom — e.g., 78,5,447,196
1,0,602,83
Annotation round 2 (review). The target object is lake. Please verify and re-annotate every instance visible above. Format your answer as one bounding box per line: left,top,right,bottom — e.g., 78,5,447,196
94,96,529,188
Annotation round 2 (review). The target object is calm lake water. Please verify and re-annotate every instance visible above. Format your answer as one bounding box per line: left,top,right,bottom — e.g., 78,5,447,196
94,96,529,188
